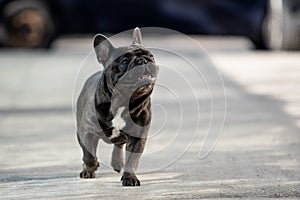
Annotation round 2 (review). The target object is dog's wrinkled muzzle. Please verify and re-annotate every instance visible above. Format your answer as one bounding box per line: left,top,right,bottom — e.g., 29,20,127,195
114,63,159,94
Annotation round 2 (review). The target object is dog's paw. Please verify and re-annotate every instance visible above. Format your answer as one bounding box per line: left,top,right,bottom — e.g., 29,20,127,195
110,132,128,145
121,172,141,186
111,160,124,173
80,162,99,179
80,169,96,178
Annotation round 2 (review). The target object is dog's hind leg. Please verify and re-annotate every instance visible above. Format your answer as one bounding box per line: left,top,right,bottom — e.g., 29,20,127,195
77,133,100,178
111,144,124,173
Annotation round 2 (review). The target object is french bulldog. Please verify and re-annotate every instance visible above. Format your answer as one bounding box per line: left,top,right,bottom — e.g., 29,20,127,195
76,28,159,186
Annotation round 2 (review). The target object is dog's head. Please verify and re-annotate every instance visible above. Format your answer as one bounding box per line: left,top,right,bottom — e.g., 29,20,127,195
94,28,159,100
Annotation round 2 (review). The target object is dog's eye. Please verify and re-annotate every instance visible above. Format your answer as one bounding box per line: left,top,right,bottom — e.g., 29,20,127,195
121,58,130,66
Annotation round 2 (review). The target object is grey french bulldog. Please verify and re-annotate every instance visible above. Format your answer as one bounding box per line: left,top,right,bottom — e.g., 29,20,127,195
76,28,159,186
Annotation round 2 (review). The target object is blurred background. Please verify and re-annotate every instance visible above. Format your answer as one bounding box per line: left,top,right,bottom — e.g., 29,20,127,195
0,0,300,50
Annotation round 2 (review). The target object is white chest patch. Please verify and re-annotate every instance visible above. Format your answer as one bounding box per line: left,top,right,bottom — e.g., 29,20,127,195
112,107,126,128
109,128,121,140
109,107,126,140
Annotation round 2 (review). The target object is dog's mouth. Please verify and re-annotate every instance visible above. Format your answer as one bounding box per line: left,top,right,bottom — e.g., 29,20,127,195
129,73,156,99
138,74,156,82
139,74,151,81
113,63,158,95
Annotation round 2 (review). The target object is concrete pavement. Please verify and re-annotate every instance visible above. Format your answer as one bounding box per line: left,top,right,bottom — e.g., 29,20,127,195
0,35,299,199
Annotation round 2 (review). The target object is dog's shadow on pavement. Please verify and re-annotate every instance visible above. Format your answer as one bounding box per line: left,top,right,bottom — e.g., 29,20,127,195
0,165,78,183
0,164,181,187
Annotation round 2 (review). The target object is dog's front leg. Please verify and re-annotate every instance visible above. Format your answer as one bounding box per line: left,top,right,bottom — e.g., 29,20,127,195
121,137,146,186
77,133,100,178
111,144,124,173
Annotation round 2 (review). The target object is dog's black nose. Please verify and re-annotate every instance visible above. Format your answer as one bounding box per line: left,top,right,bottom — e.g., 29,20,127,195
136,57,148,65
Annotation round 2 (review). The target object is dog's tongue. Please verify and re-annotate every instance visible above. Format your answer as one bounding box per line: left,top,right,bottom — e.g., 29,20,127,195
139,74,151,80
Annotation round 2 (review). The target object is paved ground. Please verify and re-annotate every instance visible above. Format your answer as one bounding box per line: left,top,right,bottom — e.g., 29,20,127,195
0,34,299,199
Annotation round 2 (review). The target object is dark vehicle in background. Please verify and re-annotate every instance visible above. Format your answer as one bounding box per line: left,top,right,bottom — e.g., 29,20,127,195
0,0,299,50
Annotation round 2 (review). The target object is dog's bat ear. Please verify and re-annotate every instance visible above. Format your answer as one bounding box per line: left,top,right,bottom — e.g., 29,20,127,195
132,27,143,45
93,34,115,64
